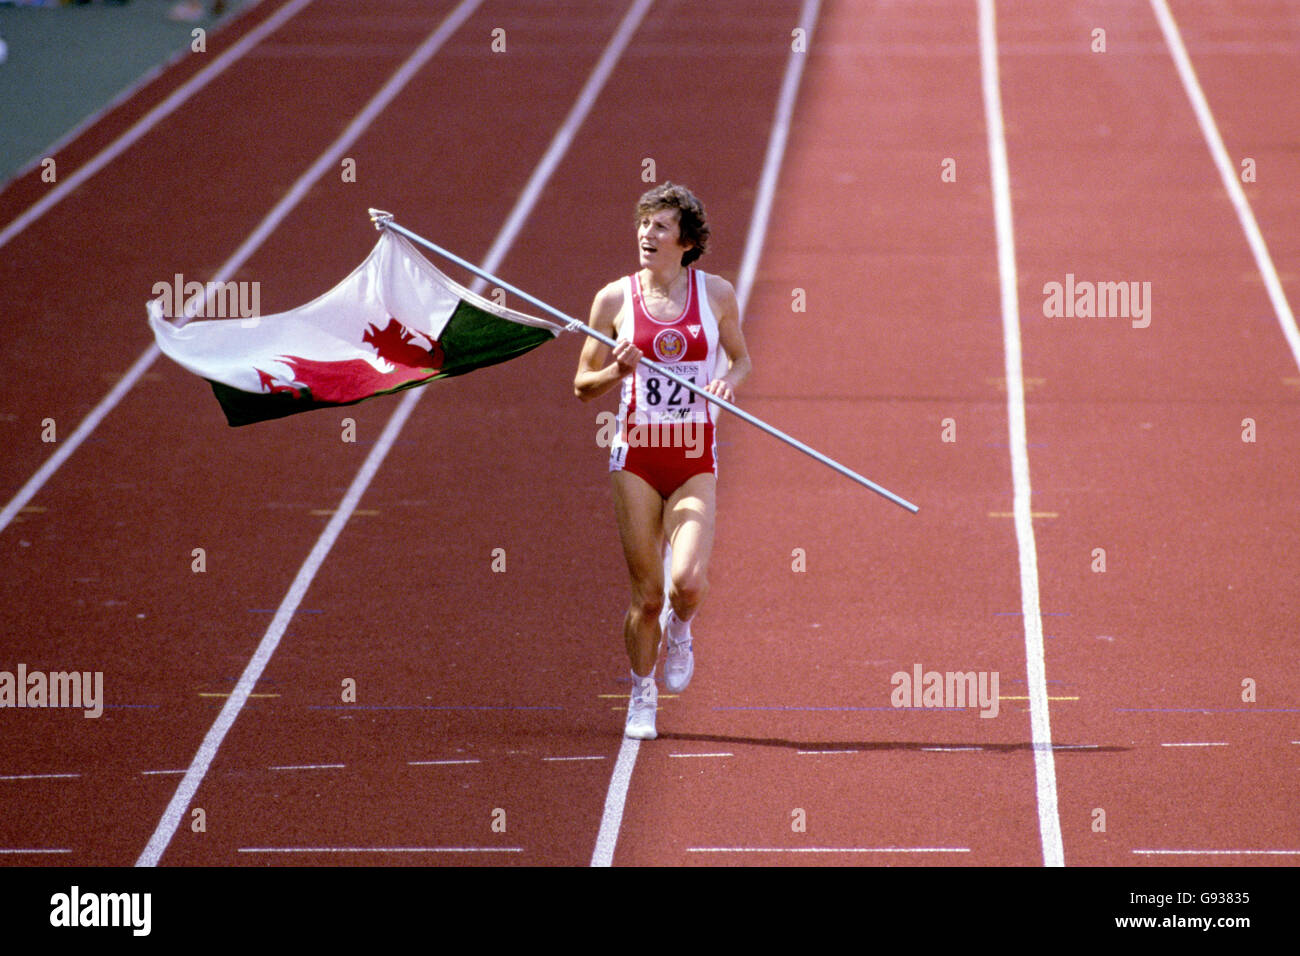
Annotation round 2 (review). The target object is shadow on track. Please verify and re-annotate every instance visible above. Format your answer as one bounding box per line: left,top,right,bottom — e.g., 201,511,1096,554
657,732,1129,754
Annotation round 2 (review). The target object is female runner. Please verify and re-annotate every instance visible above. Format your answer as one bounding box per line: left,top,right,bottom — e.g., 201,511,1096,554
574,182,752,739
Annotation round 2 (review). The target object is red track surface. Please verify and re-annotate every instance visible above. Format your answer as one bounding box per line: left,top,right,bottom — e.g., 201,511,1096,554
0,0,1296,877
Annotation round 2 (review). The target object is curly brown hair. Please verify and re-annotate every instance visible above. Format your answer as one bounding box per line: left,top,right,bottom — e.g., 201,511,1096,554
634,181,710,266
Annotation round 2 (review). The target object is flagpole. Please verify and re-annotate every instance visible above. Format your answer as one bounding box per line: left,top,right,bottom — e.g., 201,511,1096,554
368,209,918,514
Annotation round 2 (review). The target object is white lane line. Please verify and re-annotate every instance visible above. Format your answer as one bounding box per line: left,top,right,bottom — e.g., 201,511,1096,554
978,0,1064,868
139,0,645,869
687,847,971,854
735,0,822,319
668,752,732,758
1150,0,1300,371
408,759,481,766
268,763,346,771
922,747,985,752
135,389,426,868
1160,742,1229,748
133,0,489,867
592,0,819,869
0,848,73,855
238,846,523,854
478,0,651,298
591,737,640,868
0,0,316,251
1053,744,1100,751
0,0,481,539
543,755,607,762
796,750,858,755
140,770,187,776
0,772,80,781
1134,849,1300,857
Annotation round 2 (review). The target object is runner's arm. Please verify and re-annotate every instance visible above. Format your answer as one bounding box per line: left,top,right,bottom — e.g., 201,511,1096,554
705,274,751,403
574,281,639,401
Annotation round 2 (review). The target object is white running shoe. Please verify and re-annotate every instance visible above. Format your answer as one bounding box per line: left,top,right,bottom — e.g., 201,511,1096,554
663,615,695,694
624,674,658,740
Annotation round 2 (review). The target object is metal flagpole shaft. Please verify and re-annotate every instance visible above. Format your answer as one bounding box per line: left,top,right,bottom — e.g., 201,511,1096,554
369,209,919,513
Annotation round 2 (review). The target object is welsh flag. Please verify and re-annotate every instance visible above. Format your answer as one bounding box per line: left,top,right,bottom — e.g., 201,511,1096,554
148,231,564,426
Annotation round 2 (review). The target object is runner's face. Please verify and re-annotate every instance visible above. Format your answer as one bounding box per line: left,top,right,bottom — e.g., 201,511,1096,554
638,208,692,271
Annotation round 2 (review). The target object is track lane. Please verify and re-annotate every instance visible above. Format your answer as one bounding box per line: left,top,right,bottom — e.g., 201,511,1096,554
995,0,1300,865
0,0,485,865
0,0,457,502
3,0,1293,873
607,0,1049,866
138,0,806,867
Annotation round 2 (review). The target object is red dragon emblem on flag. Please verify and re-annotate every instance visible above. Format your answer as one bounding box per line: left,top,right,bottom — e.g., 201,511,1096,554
254,318,445,403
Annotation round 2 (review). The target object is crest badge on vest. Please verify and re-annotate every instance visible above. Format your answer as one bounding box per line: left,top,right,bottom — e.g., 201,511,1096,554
653,328,687,362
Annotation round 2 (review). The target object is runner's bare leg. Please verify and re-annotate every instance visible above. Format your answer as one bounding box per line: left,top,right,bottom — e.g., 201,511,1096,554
611,470,666,676
664,472,716,622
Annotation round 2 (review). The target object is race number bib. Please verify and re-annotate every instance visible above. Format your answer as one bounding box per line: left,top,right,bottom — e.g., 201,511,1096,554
638,362,708,423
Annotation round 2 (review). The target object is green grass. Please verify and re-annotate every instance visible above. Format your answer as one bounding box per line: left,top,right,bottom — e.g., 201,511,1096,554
0,0,250,184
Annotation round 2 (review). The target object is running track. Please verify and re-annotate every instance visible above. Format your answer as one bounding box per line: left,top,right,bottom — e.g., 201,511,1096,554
0,0,1296,870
